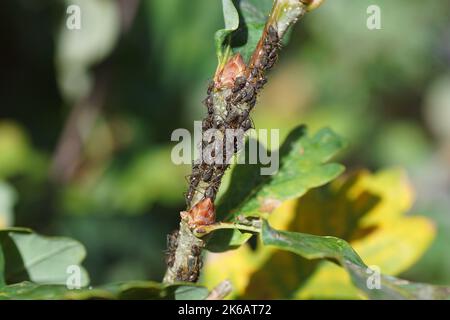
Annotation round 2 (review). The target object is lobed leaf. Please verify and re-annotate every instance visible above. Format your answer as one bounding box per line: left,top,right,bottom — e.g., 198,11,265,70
204,169,438,299
0,229,209,300
0,229,89,286
261,221,450,300
208,126,346,252
215,0,304,64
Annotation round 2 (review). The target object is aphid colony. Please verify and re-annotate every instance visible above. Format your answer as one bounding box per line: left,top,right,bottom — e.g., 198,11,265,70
184,25,281,208
179,243,202,282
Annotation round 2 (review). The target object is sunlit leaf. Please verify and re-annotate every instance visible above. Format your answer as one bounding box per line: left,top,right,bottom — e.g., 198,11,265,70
203,169,438,299
262,221,450,300
297,216,435,299
217,126,346,221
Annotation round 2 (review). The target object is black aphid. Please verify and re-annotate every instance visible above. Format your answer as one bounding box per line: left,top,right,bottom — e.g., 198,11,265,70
202,167,214,182
165,230,179,268
232,76,247,93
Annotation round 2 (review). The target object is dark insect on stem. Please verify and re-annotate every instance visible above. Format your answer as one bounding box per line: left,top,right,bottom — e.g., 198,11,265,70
267,25,279,44
212,116,224,129
165,230,179,268
207,80,214,95
203,81,215,115
186,253,201,282
188,174,200,188
268,48,278,60
265,56,277,70
205,185,217,200
232,76,247,93
246,93,257,109
260,56,269,69
202,167,214,182
191,244,202,257
242,118,253,131
185,182,202,206
240,109,250,120
255,76,267,91
253,25,281,72
202,95,213,109
231,93,244,105
174,241,204,282
241,85,255,103
250,67,261,80
202,117,213,130
185,188,194,206
187,165,201,186
225,109,241,125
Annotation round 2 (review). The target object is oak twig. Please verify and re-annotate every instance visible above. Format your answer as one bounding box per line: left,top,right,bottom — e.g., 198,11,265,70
163,0,319,285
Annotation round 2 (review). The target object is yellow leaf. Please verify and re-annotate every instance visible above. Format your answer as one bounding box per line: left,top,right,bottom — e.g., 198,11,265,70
350,168,414,226
202,245,265,299
201,200,296,298
352,216,435,275
202,168,435,299
295,262,362,299
296,216,435,299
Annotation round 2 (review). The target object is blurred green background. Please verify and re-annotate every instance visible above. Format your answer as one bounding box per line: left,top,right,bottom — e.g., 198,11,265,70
0,0,449,287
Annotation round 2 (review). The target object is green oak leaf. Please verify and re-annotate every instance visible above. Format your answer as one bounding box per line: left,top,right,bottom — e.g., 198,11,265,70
0,229,209,300
230,0,273,62
0,282,113,300
217,0,300,63
0,229,89,286
206,126,346,252
216,0,284,64
218,126,346,221
261,221,450,300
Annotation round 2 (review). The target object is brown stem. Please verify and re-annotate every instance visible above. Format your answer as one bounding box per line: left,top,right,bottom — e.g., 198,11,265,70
163,0,311,284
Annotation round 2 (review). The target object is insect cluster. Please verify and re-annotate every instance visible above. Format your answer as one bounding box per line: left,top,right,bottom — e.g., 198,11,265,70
166,230,204,282
166,225,203,282
185,25,282,208
167,24,283,282
185,162,224,207
176,243,203,282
